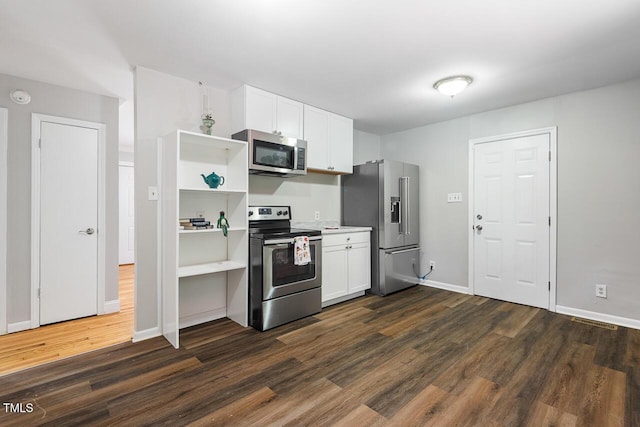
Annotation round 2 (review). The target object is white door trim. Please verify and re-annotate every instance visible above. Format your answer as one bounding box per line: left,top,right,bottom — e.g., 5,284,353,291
468,127,557,311
118,160,134,265
31,114,107,328
0,108,7,335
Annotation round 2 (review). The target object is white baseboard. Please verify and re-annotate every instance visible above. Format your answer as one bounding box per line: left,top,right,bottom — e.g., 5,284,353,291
132,326,161,343
179,307,226,329
420,279,471,295
7,320,32,334
322,291,365,308
556,305,640,330
104,299,120,314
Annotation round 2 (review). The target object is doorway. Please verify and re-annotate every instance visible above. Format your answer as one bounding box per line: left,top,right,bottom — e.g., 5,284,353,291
468,127,557,310
31,114,106,326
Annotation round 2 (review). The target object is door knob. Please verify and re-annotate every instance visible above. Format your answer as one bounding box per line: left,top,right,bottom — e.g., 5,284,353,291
476,225,483,231
79,228,95,235
477,214,483,220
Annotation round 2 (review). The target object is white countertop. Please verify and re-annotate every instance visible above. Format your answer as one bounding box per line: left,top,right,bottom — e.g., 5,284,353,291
291,220,371,234
318,226,372,235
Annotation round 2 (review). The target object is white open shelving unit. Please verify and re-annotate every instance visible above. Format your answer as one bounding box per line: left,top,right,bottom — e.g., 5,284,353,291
159,130,248,349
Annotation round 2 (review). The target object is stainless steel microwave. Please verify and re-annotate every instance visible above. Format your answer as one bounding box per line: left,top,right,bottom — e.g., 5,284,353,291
232,129,307,177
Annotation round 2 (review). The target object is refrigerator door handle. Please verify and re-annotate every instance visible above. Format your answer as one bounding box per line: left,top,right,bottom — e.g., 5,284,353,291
400,176,410,235
385,247,420,255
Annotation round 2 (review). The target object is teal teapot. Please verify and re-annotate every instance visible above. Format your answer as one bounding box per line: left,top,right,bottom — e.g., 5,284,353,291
201,172,225,189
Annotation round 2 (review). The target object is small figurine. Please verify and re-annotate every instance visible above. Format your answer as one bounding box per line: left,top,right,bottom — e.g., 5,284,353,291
217,211,230,236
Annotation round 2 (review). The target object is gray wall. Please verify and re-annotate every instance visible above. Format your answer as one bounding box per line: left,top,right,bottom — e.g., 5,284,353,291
134,66,233,334
381,78,640,322
353,130,381,165
0,72,119,326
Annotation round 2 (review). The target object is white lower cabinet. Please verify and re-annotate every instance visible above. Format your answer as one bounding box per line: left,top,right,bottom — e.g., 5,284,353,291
321,231,371,306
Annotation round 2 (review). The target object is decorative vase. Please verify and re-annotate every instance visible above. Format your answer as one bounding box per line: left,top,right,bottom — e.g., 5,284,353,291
201,116,215,135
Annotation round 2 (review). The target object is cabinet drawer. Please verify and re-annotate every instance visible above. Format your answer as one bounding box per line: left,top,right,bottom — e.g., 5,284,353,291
323,231,370,247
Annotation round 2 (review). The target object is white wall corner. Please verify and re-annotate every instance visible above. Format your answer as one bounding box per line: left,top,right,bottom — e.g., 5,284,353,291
7,320,32,334
104,299,121,314
420,279,472,295
132,326,162,343
556,305,640,331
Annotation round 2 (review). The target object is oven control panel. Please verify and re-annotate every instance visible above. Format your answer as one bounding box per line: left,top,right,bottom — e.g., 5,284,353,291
248,206,291,221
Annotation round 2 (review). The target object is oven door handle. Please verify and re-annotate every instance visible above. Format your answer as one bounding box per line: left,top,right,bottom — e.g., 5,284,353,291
264,236,322,245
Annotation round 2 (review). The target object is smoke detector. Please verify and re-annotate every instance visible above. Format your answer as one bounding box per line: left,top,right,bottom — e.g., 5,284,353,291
10,89,31,105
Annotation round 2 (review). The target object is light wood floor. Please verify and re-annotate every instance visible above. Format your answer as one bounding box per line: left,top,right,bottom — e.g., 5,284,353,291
0,285,637,426
0,264,134,376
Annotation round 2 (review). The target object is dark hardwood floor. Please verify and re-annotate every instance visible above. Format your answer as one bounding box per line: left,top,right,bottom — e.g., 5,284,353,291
0,286,637,426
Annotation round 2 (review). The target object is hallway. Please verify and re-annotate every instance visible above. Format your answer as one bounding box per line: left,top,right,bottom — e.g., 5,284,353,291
0,264,134,376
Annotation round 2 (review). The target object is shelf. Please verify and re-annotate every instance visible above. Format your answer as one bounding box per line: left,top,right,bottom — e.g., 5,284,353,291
161,128,249,349
179,227,246,234
179,130,246,151
178,261,247,278
179,187,246,194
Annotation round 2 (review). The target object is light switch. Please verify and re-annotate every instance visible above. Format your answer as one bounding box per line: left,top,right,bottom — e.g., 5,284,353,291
148,186,158,201
447,193,462,203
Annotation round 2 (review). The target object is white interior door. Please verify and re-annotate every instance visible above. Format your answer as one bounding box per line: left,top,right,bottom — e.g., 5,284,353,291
119,163,135,264
472,132,551,309
39,121,99,324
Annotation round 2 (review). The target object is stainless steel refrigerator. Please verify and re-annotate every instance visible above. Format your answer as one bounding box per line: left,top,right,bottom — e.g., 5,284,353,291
341,160,420,296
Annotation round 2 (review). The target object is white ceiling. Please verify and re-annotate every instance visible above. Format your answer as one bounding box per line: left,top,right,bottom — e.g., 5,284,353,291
2,0,640,147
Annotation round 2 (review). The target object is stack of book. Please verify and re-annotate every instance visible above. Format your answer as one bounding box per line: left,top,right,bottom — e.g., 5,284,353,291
179,217,214,230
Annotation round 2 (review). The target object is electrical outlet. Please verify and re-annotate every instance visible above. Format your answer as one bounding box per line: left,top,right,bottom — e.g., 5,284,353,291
447,193,462,203
595,284,607,298
429,260,436,269
314,211,320,220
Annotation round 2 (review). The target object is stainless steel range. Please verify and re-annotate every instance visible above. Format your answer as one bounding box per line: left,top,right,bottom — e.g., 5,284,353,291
249,206,322,331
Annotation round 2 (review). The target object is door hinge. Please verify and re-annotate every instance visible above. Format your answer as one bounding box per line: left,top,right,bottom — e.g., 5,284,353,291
38,138,42,149
37,288,40,298
548,216,551,226
549,151,551,161
548,281,551,291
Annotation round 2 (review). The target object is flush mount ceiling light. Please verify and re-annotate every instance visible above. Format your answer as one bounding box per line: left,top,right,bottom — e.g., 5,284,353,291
10,89,31,105
433,75,473,97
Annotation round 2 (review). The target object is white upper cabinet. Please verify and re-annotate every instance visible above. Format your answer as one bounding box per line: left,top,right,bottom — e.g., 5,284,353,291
327,112,353,174
231,85,303,139
244,86,277,133
276,96,304,139
304,105,353,174
304,105,329,170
